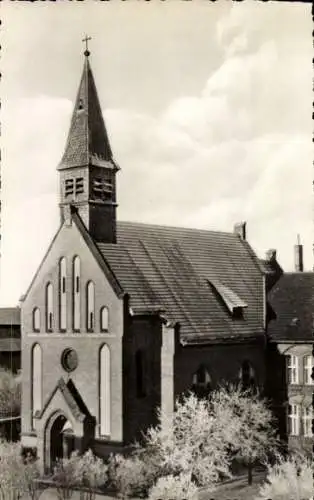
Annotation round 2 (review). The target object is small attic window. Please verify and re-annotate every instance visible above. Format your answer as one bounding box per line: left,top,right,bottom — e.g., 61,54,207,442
78,99,84,110
208,279,247,317
291,317,300,326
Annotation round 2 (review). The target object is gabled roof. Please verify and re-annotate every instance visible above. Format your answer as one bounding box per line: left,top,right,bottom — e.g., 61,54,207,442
96,221,265,344
58,54,118,171
35,378,91,422
267,272,314,342
0,308,20,326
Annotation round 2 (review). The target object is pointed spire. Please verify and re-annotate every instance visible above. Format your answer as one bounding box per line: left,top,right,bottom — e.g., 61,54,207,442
58,49,117,170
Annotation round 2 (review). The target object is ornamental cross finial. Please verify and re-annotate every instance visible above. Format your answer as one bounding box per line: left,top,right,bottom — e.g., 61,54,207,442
82,35,91,57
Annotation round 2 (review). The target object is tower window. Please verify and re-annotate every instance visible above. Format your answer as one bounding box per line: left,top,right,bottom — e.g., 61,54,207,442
46,283,53,332
65,179,74,196
86,281,95,331
93,178,113,200
75,177,84,195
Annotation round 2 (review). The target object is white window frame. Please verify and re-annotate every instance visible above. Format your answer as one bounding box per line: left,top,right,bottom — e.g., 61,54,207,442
32,343,42,428
86,281,95,331
303,355,313,385
73,256,80,331
288,404,300,436
302,406,313,437
59,257,67,331
287,355,299,385
100,306,109,332
99,344,111,436
46,283,53,332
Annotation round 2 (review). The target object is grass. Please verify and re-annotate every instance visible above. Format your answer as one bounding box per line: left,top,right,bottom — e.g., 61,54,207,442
200,470,266,500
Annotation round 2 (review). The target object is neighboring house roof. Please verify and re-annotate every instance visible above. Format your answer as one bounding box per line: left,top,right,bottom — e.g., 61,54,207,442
267,272,314,342
0,308,20,326
96,220,265,345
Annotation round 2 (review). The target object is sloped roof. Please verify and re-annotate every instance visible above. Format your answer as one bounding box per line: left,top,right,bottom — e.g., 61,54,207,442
58,55,117,171
0,308,20,326
267,272,314,342
97,221,265,344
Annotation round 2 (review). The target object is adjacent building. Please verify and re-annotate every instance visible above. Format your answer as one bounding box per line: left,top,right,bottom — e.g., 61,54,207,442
266,241,313,454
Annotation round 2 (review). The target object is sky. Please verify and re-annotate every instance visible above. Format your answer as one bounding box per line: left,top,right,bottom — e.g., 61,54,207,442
0,1,312,306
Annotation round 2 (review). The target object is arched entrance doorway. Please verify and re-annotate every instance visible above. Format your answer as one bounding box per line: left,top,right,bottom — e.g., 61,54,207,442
49,414,74,469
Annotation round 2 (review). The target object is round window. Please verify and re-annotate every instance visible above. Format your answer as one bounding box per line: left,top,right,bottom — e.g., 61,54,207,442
61,348,78,372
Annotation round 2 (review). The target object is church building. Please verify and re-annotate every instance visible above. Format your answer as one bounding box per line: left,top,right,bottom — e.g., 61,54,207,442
21,47,268,473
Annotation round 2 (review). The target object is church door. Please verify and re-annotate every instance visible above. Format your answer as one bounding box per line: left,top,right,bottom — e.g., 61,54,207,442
50,414,67,468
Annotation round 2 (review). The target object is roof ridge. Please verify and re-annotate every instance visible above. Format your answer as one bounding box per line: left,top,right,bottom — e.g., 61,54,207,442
118,220,237,236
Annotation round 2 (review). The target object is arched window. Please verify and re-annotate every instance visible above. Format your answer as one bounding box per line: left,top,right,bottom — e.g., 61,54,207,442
239,360,256,390
59,257,67,331
73,256,80,330
192,365,211,397
32,343,42,427
99,344,111,436
135,350,146,398
46,283,53,332
100,306,109,332
33,308,40,332
86,281,95,331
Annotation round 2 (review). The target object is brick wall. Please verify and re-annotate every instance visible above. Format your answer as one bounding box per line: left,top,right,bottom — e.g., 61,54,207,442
21,221,124,448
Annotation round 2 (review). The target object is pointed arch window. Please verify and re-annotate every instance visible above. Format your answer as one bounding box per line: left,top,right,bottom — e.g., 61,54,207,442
32,308,40,332
99,344,111,436
59,257,67,331
73,256,80,331
135,350,146,398
46,283,53,332
86,281,95,331
32,343,42,428
239,360,256,390
192,365,211,397
100,306,109,332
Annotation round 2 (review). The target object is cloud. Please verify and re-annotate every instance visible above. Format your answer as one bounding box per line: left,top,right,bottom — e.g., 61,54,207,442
0,4,312,305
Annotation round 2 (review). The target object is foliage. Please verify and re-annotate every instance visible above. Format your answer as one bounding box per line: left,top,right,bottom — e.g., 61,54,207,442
0,369,21,416
52,449,107,500
149,473,199,500
256,453,313,500
0,439,40,500
210,384,278,484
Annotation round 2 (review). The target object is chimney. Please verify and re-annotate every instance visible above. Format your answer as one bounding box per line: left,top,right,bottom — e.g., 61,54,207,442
265,249,277,262
234,222,246,240
294,234,304,272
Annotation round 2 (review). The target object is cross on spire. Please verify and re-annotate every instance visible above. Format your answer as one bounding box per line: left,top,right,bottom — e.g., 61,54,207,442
82,35,91,57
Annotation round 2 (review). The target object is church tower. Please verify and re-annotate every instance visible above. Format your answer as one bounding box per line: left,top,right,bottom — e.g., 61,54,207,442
58,42,119,243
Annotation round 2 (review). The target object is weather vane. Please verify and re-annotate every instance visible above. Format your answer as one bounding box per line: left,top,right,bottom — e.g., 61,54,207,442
82,35,91,57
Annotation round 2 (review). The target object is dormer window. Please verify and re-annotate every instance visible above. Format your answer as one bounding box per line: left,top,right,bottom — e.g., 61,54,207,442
207,279,247,318
65,179,74,196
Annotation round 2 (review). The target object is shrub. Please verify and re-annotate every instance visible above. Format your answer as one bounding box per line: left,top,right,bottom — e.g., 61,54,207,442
108,452,158,498
0,440,40,500
256,453,313,500
52,450,107,500
149,473,199,500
